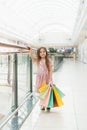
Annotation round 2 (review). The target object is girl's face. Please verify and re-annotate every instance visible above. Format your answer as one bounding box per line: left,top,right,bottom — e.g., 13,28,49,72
39,48,46,58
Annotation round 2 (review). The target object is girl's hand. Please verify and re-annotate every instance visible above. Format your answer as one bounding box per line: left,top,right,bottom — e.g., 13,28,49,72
27,46,31,50
27,46,32,53
48,81,53,87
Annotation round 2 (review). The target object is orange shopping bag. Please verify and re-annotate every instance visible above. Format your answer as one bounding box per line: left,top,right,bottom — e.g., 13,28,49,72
53,86,64,107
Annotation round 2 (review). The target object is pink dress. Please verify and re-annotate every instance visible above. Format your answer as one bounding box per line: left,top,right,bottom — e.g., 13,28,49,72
36,60,52,92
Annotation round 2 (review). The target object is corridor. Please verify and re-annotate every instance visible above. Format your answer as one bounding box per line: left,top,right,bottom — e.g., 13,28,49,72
20,59,87,130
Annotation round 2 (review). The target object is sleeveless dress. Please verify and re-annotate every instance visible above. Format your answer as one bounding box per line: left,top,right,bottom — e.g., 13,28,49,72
36,60,52,92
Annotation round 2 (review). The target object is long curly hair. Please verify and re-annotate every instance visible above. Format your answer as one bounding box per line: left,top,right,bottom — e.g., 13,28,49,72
37,47,50,71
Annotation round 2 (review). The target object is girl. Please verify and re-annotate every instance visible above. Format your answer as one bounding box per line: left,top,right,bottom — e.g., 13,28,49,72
28,46,53,111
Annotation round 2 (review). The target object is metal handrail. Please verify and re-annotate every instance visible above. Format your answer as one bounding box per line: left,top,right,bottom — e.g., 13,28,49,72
0,42,37,54
0,42,28,49
0,92,34,129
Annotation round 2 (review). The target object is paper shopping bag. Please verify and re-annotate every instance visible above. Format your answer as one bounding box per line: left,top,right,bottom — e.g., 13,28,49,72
54,85,65,98
39,87,49,99
39,83,48,93
47,88,53,108
53,86,64,107
40,87,51,107
53,90,58,107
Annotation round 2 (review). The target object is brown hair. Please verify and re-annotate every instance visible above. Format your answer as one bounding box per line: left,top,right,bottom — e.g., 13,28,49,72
37,47,50,71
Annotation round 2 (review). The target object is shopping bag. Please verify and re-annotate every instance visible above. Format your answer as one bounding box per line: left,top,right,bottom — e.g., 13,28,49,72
39,87,49,99
39,83,48,93
39,83,65,108
53,86,64,107
47,88,53,108
53,85,65,98
53,90,58,107
40,87,51,107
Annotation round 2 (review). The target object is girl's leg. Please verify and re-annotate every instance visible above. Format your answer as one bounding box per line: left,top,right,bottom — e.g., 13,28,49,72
41,106,45,110
46,107,51,111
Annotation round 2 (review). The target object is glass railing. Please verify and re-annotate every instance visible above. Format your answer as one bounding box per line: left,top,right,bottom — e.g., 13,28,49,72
0,53,38,130
0,51,64,130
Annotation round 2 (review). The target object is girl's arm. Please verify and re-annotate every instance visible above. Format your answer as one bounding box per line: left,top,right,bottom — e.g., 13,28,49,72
28,47,37,62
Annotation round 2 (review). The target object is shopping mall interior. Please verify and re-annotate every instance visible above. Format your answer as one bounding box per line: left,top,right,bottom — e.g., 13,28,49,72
0,0,87,130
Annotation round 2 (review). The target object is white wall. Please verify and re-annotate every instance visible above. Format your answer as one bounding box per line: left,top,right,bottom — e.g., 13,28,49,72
78,39,87,63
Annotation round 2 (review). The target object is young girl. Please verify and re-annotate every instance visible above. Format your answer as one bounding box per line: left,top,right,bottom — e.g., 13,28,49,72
28,46,53,111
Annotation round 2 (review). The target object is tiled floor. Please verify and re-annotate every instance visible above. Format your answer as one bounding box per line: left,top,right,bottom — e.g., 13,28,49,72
20,59,87,130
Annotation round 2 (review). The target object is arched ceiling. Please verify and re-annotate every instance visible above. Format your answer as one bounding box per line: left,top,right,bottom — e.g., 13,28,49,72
0,0,80,47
